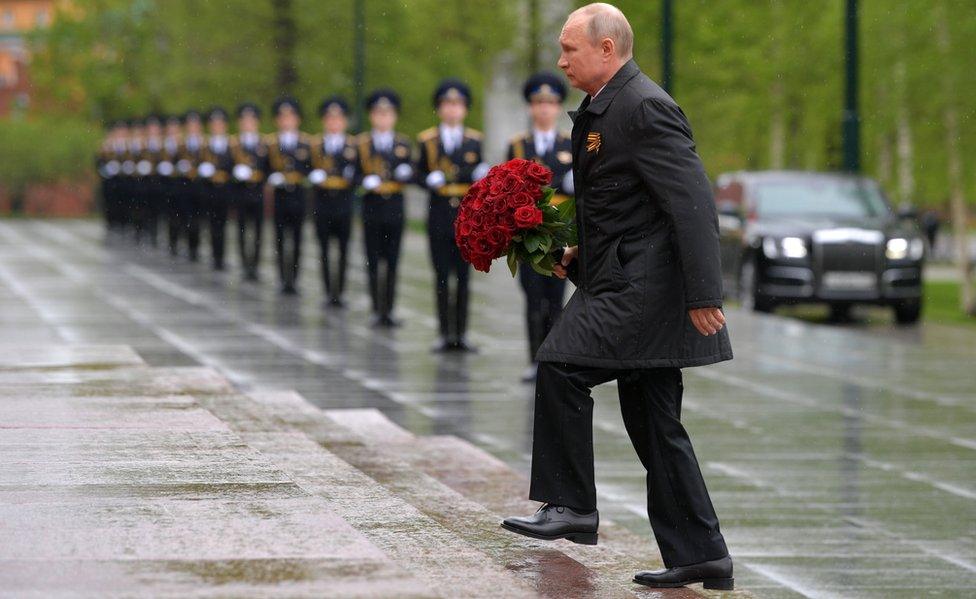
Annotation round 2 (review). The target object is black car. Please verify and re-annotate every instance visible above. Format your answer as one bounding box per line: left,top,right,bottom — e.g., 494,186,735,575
714,171,925,324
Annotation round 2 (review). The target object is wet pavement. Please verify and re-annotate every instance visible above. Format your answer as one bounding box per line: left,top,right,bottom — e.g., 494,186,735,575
1,218,974,598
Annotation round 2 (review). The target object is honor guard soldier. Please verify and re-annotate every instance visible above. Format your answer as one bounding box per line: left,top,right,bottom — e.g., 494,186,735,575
417,79,488,352
198,107,235,271
174,110,205,261
357,89,413,327
160,114,183,256
121,117,144,236
266,97,312,295
139,113,165,247
508,72,575,382
96,119,128,235
310,96,358,307
230,102,268,281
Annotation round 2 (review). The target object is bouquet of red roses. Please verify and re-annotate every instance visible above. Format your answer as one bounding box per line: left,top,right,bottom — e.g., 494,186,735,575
454,158,576,276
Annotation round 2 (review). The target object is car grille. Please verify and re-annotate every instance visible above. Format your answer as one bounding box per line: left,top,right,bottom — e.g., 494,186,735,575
812,229,883,297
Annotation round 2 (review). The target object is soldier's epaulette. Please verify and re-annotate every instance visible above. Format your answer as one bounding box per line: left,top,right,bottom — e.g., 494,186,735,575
465,128,484,140
299,131,315,145
262,133,278,145
345,134,357,146
395,132,412,146
417,127,439,143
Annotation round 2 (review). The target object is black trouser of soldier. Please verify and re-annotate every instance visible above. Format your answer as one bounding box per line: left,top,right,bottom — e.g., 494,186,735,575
428,197,470,341
519,267,567,362
273,187,306,291
131,176,149,243
236,184,264,280
171,179,201,260
165,178,180,256
137,176,161,247
313,189,353,302
101,179,118,233
362,193,404,319
530,362,729,568
205,183,230,270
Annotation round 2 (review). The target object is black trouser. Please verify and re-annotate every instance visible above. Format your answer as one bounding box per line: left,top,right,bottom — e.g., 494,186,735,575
313,189,353,301
204,183,230,270
236,184,264,278
362,193,404,318
530,362,728,568
428,197,470,340
135,177,161,247
101,178,118,232
519,267,567,362
273,187,306,289
170,179,201,260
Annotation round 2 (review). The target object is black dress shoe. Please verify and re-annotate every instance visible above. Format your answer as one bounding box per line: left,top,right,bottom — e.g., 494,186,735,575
431,337,452,353
501,503,599,545
633,555,733,590
280,284,298,296
452,337,477,353
328,296,345,309
244,270,259,282
381,315,401,328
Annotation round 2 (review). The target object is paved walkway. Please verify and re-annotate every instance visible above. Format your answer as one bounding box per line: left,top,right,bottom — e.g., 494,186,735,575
1,218,975,597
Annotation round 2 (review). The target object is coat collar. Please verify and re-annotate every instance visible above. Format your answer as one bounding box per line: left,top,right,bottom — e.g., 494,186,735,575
568,59,641,122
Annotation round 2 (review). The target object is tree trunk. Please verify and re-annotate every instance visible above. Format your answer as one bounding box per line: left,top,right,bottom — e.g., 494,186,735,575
937,0,975,315
768,0,785,169
271,0,297,96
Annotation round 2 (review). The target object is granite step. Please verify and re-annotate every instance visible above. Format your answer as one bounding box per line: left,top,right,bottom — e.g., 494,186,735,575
198,390,542,598
0,348,432,598
238,391,655,598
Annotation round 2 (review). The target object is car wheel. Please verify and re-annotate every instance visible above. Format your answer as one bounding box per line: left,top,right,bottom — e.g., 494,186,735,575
894,298,922,325
740,259,775,313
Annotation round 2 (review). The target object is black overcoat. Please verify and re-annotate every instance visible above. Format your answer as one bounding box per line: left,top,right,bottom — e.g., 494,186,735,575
535,59,733,369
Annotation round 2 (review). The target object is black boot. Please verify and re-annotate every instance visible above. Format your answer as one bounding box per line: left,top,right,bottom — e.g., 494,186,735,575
501,503,598,545
633,555,733,590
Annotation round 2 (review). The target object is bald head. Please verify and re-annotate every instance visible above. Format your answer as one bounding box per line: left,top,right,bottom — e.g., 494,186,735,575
568,3,634,60
558,3,633,96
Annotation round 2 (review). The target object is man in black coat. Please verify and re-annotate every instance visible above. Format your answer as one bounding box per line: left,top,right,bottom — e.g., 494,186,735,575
230,103,268,281
501,3,735,591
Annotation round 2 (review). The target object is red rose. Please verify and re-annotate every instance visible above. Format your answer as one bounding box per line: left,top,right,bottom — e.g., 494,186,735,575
507,191,535,209
523,161,553,186
514,205,543,229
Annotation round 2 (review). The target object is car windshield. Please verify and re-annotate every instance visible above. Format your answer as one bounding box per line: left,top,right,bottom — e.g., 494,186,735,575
752,178,890,219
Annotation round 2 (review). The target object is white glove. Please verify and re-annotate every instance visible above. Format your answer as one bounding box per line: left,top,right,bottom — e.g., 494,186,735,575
267,172,286,187
232,163,253,182
197,162,216,179
342,165,356,180
176,159,192,174
308,169,327,185
393,163,413,182
472,162,489,182
562,171,575,195
136,160,153,176
105,161,121,176
362,174,382,191
425,170,446,189
157,161,174,176
121,160,136,175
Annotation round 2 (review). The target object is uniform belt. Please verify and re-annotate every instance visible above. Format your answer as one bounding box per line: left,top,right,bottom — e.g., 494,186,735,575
212,172,230,185
550,193,571,206
284,172,305,185
436,183,471,197
319,178,351,191
375,181,404,195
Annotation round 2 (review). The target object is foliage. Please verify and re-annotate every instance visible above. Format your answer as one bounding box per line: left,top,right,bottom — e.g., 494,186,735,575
0,118,99,193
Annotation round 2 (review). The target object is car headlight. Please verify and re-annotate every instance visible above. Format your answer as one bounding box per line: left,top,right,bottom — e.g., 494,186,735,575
886,237,923,261
763,236,807,259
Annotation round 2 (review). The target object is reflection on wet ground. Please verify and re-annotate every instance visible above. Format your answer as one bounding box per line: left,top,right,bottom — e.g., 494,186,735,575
1,219,974,598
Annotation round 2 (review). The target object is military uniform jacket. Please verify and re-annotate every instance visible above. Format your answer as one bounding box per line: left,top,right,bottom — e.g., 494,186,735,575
158,137,181,180
266,132,313,187
96,141,126,180
535,59,733,369
310,134,357,192
229,134,268,186
507,130,574,204
200,136,235,186
138,138,165,179
175,136,205,180
416,126,484,203
355,132,413,197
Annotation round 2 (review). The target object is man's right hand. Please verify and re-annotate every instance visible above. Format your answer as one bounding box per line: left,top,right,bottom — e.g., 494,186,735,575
553,245,578,279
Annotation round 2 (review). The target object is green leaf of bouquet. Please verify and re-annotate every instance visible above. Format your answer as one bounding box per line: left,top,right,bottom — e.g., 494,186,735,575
507,251,518,277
